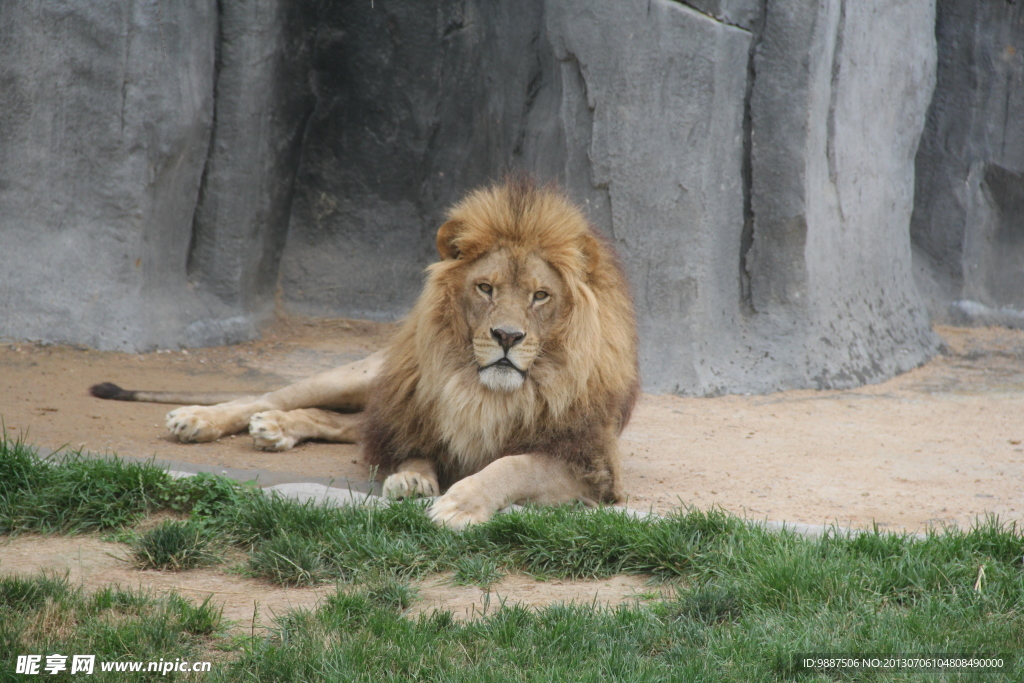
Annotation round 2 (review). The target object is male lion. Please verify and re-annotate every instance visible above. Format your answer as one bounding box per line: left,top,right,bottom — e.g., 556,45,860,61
91,180,639,529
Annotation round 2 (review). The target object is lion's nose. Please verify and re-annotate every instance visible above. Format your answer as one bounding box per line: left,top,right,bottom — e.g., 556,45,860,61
491,327,525,352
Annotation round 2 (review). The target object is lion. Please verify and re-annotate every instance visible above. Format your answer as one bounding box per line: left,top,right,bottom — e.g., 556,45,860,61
90,179,640,529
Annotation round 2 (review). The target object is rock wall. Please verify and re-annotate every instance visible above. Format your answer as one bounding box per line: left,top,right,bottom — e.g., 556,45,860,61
0,0,986,395
0,1,219,350
740,0,938,392
185,1,318,324
910,0,1024,329
280,0,939,393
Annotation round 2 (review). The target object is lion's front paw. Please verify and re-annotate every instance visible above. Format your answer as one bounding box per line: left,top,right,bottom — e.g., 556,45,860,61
383,471,439,500
166,406,226,443
426,479,495,531
249,411,299,452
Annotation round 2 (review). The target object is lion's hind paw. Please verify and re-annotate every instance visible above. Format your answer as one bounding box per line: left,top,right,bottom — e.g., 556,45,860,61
248,411,299,452
166,406,224,443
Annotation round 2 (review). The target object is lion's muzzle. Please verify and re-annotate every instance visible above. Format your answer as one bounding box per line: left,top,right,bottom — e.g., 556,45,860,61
481,356,526,374
491,327,525,352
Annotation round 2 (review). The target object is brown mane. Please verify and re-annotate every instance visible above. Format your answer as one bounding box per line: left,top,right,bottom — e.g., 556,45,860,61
361,179,639,500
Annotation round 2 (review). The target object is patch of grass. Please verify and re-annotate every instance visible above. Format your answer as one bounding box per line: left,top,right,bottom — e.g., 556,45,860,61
452,555,504,588
0,572,73,611
0,434,259,535
162,471,260,520
366,575,418,612
248,534,325,586
0,574,222,680
668,582,743,625
216,579,1022,682
465,503,734,578
223,494,724,584
88,584,156,615
130,520,220,571
2,435,1024,680
167,593,225,636
0,438,170,534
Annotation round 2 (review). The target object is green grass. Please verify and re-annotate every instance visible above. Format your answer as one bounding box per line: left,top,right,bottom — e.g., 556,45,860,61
452,555,505,588
0,574,223,683
0,436,256,535
0,436,170,533
2,434,1023,681
130,520,220,571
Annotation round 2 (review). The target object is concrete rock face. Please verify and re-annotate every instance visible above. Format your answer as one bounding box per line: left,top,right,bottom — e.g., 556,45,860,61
0,0,315,351
279,0,938,393
543,1,752,393
0,0,217,350
911,1,1024,328
742,0,939,392
682,0,763,31
186,1,318,323
2,0,967,395
279,0,545,319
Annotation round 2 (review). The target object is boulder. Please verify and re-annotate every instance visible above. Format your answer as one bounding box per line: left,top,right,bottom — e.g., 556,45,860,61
911,0,1024,322
0,0,217,351
741,0,939,391
0,0,946,395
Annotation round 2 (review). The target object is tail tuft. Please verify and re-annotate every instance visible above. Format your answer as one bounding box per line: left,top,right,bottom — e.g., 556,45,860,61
89,382,136,401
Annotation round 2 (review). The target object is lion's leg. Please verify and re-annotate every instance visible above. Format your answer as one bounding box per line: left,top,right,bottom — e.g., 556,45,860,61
253,350,384,412
427,454,593,531
382,459,440,500
166,351,384,444
166,398,268,443
248,409,361,452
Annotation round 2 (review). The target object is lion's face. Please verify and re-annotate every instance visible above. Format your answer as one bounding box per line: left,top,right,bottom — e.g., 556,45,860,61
363,180,639,497
460,248,566,392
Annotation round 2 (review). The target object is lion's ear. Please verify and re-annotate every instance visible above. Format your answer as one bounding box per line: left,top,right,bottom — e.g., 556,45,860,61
436,220,462,260
579,231,604,277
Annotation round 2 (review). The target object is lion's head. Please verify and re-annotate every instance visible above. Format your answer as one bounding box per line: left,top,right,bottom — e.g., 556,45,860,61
363,178,639,488
450,245,564,392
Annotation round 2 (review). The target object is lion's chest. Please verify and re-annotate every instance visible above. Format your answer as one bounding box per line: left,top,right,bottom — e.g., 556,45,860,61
432,376,537,475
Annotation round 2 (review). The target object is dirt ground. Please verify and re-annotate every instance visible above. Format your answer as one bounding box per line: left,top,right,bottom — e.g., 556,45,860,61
0,533,655,631
2,317,1023,622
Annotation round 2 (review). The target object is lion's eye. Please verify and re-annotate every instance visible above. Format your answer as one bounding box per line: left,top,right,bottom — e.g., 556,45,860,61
533,291,549,302
477,283,493,295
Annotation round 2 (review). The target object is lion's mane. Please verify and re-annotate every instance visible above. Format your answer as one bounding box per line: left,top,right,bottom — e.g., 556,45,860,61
362,179,639,502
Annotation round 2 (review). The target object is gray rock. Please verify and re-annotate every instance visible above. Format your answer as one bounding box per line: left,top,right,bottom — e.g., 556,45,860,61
278,0,939,394
278,0,756,394
949,300,1024,331
0,0,952,395
911,0,1024,321
753,520,927,540
0,0,218,351
277,0,555,320
741,0,939,392
682,0,764,31
186,0,318,320
264,483,389,507
278,1,752,347
545,0,752,394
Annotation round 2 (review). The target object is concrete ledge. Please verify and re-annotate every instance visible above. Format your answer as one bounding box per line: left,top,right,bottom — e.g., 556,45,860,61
39,446,931,539
35,447,381,495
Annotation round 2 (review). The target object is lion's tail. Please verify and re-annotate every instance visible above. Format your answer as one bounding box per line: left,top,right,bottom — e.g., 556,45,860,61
88,382,258,406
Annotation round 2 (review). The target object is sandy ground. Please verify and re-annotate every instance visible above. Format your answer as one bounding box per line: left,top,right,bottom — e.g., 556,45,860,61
0,533,655,631
2,317,1023,620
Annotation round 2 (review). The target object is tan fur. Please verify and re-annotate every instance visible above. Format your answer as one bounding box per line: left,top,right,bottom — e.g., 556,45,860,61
362,179,639,528
98,179,638,530
161,352,382,446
